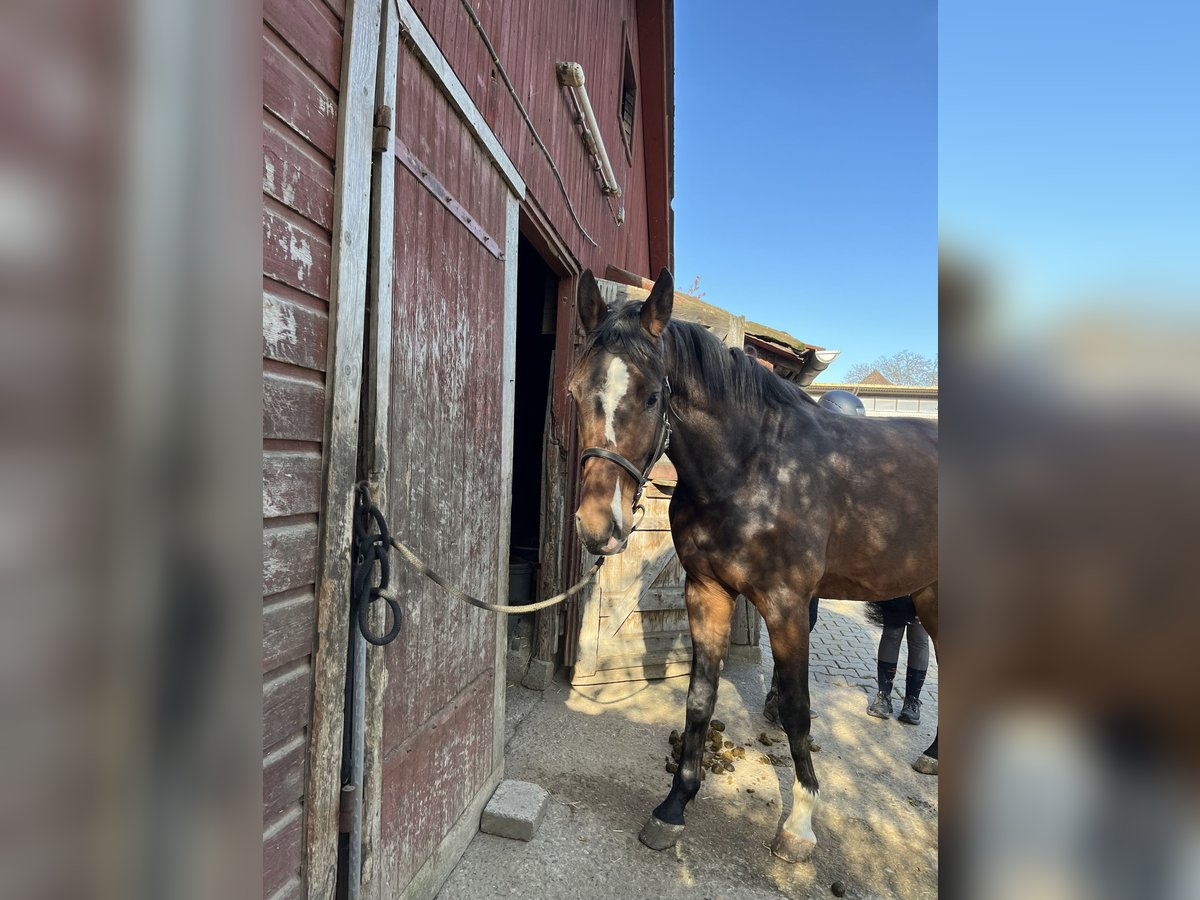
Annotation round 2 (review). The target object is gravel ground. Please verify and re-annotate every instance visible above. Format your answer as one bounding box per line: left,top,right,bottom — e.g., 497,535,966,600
439,600,938,899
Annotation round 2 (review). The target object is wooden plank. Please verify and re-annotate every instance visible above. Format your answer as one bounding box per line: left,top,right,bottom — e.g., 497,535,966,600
571,659,691,686
304,0,381,896
264,806,304,900
263,29,339,159
263,205,334,299
264,0,343,90
634,0,672,273
263,522,319,595
263,288,330,371
610,607,690,637
263,371,326,442
264,663,313,750
264,734,309,822
394,0,525,198
269,875,304,900
263,589,317,672
359,2,398,895
380,671,494,895
393,134,502,258
263,451,323,517
263,120,336,231
493,190,519,767
398,766,503,900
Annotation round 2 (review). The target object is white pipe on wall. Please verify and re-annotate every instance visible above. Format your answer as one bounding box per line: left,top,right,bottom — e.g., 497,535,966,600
556,61,622,198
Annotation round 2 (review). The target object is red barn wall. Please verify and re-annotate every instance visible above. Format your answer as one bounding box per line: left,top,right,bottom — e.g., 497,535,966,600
410,0,665,275
261,0,344,897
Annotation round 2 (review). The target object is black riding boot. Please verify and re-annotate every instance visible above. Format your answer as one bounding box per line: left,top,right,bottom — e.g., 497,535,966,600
898,666,927,725
866,661,896,718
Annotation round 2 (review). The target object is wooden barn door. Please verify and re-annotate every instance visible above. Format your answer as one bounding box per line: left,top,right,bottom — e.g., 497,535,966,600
573,478,692,684
356,4,527,899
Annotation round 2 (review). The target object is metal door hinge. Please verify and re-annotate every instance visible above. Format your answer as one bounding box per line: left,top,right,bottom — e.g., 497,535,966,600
373,105,392,152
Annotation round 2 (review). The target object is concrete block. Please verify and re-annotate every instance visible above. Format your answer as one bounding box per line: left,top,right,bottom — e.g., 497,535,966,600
480,779,549,841
520,657,554,691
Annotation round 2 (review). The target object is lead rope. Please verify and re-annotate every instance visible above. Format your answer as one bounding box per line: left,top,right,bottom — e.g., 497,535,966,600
353,481,609,624
386,537,604,614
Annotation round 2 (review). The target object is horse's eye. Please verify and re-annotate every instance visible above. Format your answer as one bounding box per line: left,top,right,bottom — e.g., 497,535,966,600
646,393,659,409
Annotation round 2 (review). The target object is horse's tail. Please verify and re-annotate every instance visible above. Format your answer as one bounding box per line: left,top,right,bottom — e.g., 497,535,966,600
864,601,888,628
865,596,917,628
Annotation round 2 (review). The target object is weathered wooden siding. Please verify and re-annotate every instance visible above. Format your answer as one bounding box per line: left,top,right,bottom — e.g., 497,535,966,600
262,0,344,896
411,0,656,275
376,34,513,897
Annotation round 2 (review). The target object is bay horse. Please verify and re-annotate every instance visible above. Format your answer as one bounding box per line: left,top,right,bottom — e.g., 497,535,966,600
568,268,938,862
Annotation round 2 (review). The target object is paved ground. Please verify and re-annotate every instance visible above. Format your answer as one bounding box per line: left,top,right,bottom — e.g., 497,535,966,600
439,600,938,899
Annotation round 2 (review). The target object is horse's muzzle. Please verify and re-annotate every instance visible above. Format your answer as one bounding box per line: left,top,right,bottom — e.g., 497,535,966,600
575,513,628,556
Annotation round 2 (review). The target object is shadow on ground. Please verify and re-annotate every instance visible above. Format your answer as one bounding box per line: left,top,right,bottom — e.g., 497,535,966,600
438,601,938,899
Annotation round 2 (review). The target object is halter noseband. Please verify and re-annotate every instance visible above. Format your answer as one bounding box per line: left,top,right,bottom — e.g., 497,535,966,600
579,377,673,519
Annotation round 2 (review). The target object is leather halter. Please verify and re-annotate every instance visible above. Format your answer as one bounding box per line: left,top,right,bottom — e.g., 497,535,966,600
579,377,673,518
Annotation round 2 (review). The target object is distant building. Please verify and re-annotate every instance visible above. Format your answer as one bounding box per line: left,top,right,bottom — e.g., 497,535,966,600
808,372,939,420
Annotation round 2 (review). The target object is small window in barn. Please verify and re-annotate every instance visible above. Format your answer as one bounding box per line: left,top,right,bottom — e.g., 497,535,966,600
619,34,636,162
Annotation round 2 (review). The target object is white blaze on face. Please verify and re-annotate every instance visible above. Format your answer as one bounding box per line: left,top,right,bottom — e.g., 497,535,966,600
611,480,624,532
600,356,630,446
783,780,819,843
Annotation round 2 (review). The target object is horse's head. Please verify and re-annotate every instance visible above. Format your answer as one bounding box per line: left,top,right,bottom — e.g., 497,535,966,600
568,268,674,556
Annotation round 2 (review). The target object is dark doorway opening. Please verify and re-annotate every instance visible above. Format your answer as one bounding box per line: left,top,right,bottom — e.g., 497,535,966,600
506,234,559,671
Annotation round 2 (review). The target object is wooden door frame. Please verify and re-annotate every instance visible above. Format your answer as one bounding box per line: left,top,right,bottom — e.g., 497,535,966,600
514,202,588,684
302,0,382,896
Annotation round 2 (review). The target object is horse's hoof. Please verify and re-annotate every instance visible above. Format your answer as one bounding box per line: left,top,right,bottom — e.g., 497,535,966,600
639,816,685,851
912,754,939,776
771,829,817,863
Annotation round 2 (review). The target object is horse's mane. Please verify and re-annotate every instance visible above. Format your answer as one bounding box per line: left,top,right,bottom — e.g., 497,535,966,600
579,301,818,412
666,319,818,410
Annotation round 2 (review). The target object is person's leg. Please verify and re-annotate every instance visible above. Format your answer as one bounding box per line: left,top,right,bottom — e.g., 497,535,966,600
867,624,903,718
898,620,930,724
808,596,819,632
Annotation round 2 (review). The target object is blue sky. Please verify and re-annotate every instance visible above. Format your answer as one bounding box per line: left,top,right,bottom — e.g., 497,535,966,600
673,1,937,383
939,1,1200,325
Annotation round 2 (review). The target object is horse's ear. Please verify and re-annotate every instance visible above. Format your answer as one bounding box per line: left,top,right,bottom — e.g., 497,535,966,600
577,270,608,333
640,267,674,338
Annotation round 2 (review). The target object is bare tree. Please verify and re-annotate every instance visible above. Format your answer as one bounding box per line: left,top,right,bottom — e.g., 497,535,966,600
843,351,938,386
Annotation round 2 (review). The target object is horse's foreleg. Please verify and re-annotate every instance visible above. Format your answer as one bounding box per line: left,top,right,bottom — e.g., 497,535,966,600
912,583,939,775
763,608,820,863
639,575,736,852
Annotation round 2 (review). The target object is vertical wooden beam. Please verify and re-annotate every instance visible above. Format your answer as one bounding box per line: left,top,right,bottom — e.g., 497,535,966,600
493,192,521,766
635,0,673,273
358,1,397,896
304,0,382,898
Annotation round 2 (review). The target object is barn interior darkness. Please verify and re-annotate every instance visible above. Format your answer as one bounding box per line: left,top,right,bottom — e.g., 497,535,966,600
507,234,558,597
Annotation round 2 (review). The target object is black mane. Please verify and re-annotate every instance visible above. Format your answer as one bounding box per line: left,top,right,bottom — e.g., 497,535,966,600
665,319,818,409
579,301,818,411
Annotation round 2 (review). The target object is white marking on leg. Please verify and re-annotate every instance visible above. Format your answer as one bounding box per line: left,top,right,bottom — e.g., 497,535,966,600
611,480,624,532
600,357,630,445
783,779,819,843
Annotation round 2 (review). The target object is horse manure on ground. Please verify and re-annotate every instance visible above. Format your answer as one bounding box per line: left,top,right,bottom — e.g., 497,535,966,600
758,732,775,746
831,880,847,897
664,726,751,777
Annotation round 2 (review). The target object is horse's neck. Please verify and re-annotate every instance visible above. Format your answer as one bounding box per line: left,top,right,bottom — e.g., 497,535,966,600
663,366,776,502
